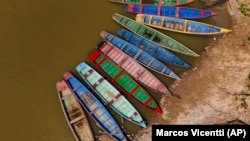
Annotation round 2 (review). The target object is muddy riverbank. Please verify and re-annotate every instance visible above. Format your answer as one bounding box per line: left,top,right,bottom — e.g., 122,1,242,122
132,0,250,140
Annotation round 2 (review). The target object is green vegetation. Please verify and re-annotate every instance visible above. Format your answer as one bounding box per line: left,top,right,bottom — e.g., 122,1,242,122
235,73,250,109
247,84,250,91
235,96,248,109
238,3,250,17
240,97,248,109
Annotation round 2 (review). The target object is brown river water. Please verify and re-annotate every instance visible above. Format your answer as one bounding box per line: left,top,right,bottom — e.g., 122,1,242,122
0,0,231,141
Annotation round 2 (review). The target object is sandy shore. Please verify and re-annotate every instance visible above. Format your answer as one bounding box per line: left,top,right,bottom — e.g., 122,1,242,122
132,0,250,141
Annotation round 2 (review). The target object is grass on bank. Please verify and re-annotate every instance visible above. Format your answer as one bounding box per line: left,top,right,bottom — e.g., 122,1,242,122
238,3,250,17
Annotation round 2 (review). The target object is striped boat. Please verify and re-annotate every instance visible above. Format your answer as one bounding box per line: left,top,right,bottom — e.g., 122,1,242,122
117,28,191,68
56,80,95,141
125,4,217,19
76,62,147,128
97,41,171,95
112,13,199,57
136,14,232,35
109,0,194,6
100,30,181,79
63,72,127,141
88,49,163,114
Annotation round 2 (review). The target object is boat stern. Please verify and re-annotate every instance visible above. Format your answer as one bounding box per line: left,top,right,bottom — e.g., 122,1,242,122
56,80,68,91
88,49,102,61
63,71,73,80
76,62,87,73
100,31,109,39
112,13,123,22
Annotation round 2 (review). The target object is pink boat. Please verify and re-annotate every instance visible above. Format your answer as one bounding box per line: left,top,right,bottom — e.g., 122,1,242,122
97,41,171,95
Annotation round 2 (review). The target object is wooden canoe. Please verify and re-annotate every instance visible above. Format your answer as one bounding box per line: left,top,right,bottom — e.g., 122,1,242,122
97,41,171,95
63,72,127,141
100,30,181,80
112,13,199,57
109,0,194,6
76,62,147,128
136,14,232,35
125,4,217,19
117,28,191,68
56,80,95,141
88,49,163,114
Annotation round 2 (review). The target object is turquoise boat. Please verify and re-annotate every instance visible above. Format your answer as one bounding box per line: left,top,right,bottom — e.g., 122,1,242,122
76,62,147,128
117,28,191,68
63,72,127,141
100,30,181,80
112,13,199,57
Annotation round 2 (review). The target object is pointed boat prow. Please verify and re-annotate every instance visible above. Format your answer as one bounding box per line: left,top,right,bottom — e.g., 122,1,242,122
154,106,163,114
220,28,232,34
211,12,218,16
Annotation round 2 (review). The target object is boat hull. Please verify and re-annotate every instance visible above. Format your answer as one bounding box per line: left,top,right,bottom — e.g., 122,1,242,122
125,4,217,19
100,30,181,80
56,80,95,141
88,49,163,114
117,28,191,68
98,41,171,95
109,0,194,6
63,72,126,141
76,62,147,128
135,14,232,35
112,13,199,57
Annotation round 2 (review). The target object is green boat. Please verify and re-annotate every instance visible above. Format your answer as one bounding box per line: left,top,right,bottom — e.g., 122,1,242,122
76,62,147,128
112,13,199,57
88,49,163,114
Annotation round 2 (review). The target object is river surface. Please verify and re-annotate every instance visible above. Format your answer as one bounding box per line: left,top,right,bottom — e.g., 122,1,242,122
0,0,231,141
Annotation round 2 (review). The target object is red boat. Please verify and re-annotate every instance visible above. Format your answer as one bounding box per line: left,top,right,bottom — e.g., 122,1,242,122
88,48,163,114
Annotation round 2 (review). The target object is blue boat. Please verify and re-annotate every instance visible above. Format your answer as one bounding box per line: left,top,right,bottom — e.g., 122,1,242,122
112,13,199,57
100,30,181,80
117,28,191,68
125,4,217,19
63,72,127,141
135,14,232,35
